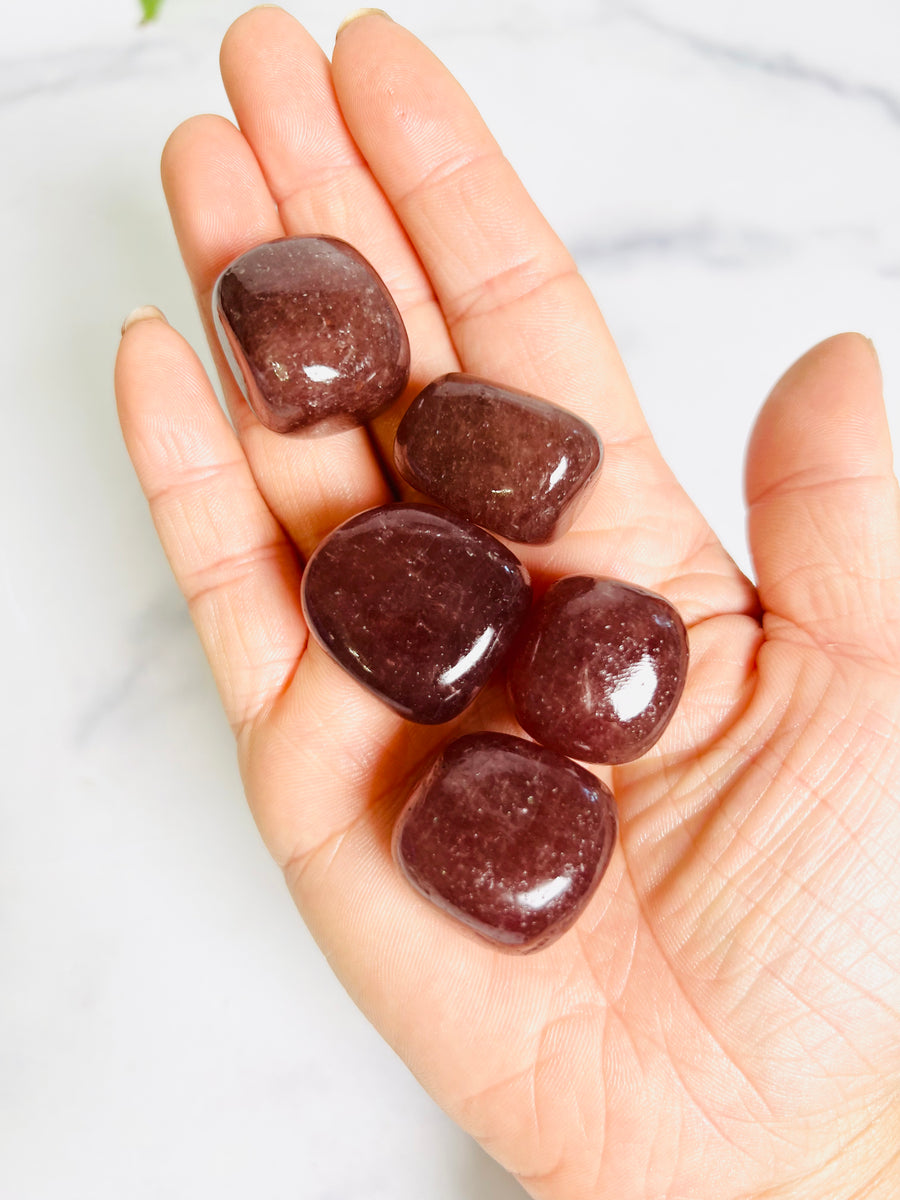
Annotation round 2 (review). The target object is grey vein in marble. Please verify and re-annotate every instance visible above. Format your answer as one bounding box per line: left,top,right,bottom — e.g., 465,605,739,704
570,222,790,269
621,4,900,128
73,590,199,746
569,223,899,272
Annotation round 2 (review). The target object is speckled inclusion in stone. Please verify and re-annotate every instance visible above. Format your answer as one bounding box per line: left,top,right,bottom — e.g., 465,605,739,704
394,732,618,951
214,236,410,434
394,373,603,543
301,504,532,724
508,576,688,763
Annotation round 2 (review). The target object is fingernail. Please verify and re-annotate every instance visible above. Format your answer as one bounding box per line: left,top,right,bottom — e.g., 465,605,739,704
864,335,883,382
336,8,392,37
121,305,167,336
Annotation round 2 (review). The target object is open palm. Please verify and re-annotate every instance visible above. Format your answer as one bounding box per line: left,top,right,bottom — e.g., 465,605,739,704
115,10,900,1198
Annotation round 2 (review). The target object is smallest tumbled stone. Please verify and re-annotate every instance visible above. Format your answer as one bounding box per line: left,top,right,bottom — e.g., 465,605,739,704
508,575,689,764
394,373,603,543
393,731,618,952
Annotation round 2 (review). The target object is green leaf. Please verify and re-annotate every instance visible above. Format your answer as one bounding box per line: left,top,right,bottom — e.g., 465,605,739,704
139,0,164,23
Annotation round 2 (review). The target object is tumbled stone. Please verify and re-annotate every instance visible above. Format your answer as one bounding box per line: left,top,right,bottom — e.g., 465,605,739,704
394,373,603,543
508,576,688,763
301,504,531,723
213,236,410,434
394,732,617,951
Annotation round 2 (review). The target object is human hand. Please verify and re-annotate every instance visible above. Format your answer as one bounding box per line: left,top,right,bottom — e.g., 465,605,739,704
114,9,900,1198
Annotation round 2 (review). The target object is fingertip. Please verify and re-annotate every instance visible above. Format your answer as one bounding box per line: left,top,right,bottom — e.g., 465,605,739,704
160,113,237,195
768,333,883,425
335,8,393,40
120,305,168,337
745,330,900,659
221,5,293,60
115,311,219,439
331,3,418,84
769,331,881,398
115,307,183,415
747,331,889,508
220,4,318,86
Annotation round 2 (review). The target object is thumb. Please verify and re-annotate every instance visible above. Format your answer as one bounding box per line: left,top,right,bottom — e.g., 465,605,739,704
746,332,900,665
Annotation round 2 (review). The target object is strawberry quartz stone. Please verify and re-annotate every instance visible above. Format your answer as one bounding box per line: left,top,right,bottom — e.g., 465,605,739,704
301,504,532,724
508,576,689,763
394,732,618,951
213,235,410,434
394,373,603,543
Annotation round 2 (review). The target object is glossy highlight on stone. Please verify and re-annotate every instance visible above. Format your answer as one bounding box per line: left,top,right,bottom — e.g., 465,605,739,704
509,576,689,763
213,236,410,434
301,504,532,724
394,373,603,543
394,732,618,951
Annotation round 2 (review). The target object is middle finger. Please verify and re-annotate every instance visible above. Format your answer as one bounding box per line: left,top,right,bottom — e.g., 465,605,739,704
331,14,757,620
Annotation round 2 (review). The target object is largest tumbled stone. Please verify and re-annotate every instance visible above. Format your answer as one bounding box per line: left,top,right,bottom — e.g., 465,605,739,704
301,504,532,724
213,236,410,434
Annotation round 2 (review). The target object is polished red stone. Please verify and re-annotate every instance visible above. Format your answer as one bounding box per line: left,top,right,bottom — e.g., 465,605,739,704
301,505,531,724
213,236,410,434
394,732,618,951
508,576,688,763
394,373,603,543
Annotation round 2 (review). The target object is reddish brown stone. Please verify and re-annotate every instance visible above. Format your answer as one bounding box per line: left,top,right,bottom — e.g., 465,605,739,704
508,576,688,763
301,505,531,724
214,236,409,434
394,373,603,543
394,732,618,951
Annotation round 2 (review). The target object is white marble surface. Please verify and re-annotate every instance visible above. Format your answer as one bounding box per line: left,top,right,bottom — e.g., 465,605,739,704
3,1,899,1196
